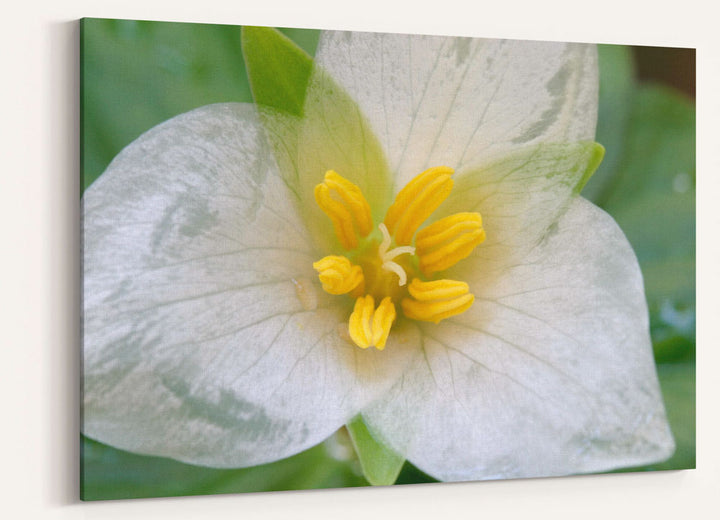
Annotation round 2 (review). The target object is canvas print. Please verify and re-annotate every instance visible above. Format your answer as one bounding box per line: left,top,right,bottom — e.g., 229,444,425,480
80,18,696,500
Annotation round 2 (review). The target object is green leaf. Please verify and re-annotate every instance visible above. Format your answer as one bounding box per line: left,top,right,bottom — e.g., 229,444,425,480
654,362,696,470
347,416,405,486
583,44,637,204
81,433,366,500
589,69,695,469
242,26,314,115
602,86,695,210
81,20,320,192
600,85,695,361
81,18,252,191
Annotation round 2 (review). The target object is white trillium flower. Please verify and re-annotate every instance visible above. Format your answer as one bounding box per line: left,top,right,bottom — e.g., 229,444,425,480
82,30,675,482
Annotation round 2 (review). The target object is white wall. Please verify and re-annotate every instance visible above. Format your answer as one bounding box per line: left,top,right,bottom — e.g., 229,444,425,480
1,1,717,518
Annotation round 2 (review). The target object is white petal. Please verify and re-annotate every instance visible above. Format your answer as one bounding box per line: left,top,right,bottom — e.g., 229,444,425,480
315,31,598,188
363,197,674,481
82,103,420,467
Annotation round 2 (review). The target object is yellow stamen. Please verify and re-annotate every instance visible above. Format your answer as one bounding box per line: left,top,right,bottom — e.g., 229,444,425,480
323,171,373,236
348,295,396,350
401,278,475,324
313,255,365,296
314,170,373,250
313,166,484,350
314,183,357,249
415,212,486,275
372,297,396,348
383,166,454,245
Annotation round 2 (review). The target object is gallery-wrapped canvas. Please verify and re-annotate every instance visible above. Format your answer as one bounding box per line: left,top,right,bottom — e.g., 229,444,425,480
80,18,695,500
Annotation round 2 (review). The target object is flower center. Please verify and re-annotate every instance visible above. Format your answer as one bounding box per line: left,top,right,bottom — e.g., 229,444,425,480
312,168,486,350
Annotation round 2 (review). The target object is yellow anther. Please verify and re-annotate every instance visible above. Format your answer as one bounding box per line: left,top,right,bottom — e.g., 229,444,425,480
314,183,357,249
313,255,365,296
401,278,475,324
323,171,373,236
314,171,373,250
383,166,454,246
348,295,396,350
415,212,486,275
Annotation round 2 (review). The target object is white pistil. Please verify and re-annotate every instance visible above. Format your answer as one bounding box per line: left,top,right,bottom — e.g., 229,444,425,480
378,223,415,286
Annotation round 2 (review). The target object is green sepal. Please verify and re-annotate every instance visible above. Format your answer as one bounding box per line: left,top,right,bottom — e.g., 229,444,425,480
442,140,607,225
241,26,313,115
346,415,405,486
244,29,395,255
572,142,606,194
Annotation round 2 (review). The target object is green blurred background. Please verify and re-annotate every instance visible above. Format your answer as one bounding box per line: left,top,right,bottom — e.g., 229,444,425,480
80,18,696,500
